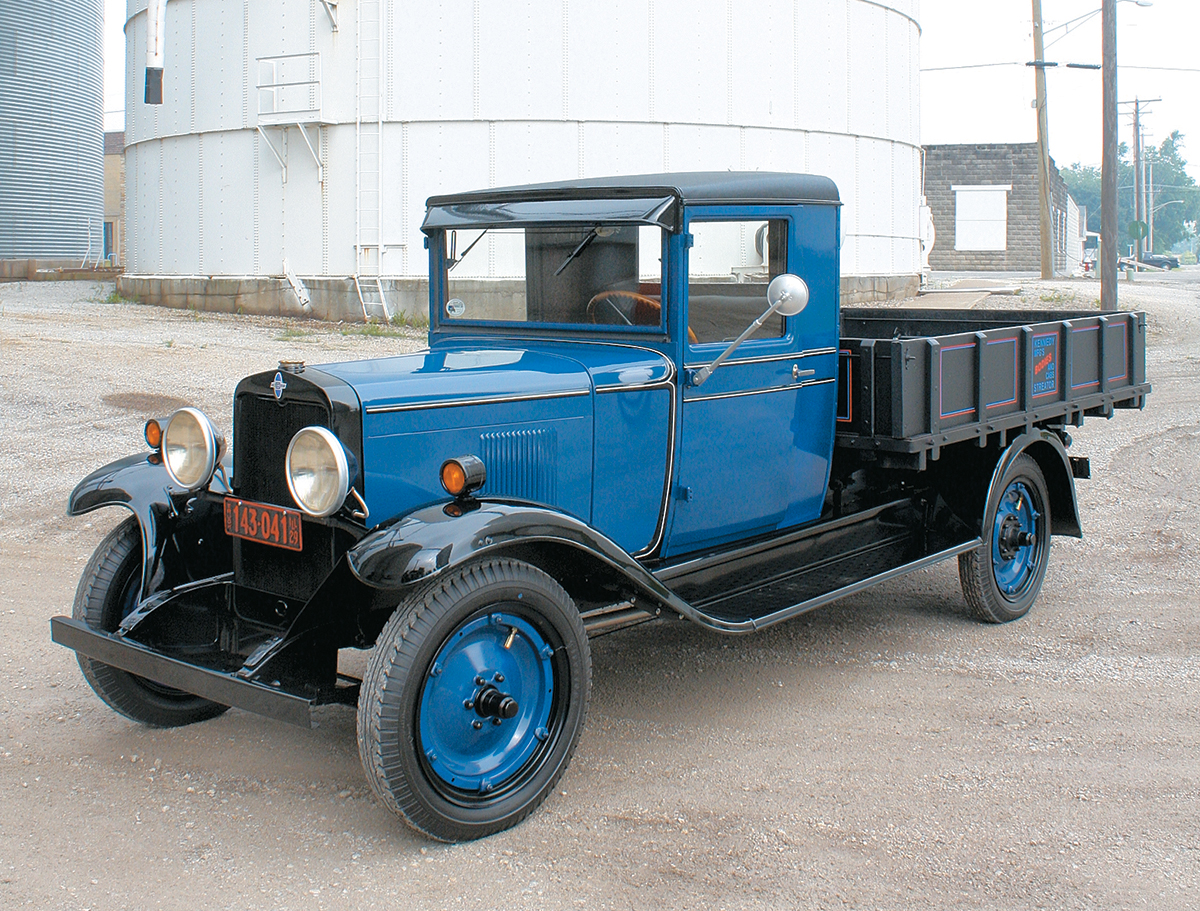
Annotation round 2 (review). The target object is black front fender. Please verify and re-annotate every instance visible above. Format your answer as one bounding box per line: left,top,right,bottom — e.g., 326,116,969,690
68,454,233,600
346,499,695,619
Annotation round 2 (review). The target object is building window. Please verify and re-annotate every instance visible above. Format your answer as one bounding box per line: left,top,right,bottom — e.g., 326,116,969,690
952,185,1011,252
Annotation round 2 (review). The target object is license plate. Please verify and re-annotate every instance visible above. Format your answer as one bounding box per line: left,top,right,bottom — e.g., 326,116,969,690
223,497,303,552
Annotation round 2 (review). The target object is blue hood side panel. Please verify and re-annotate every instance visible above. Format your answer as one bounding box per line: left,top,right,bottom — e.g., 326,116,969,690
321,341,674,550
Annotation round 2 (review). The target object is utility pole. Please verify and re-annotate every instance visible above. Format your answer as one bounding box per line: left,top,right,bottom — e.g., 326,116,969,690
1147,157,1154,252
1101,0,1117,311
1133,99,1143,261
1032,0,1054,279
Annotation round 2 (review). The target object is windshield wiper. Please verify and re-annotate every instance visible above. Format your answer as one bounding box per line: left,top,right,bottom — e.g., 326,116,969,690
554,228,599,276
447,229,488,272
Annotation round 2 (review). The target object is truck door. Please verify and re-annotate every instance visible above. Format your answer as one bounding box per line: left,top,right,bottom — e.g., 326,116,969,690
663,209,840,557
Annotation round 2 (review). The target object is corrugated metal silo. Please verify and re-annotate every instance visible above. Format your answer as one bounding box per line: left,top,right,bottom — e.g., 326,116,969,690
0,2,105,259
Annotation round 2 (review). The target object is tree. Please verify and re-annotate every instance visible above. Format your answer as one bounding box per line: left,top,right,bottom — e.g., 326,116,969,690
1145,131,1200,252
1061,132,1200,254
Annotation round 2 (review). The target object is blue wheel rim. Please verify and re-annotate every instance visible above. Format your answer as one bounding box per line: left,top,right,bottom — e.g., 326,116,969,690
990,480,1042,600
418,611,556,795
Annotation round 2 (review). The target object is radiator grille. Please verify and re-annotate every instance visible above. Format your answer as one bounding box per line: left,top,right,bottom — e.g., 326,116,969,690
233,394,331,506
479,428,557,504
232,390,334,601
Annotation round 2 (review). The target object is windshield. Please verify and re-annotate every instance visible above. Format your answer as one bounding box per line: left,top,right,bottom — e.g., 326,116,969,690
440,225,665,329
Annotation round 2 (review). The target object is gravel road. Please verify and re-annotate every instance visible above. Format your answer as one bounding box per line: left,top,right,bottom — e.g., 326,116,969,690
0,275,1197,910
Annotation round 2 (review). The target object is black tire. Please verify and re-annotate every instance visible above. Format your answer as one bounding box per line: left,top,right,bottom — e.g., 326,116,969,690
357,558,590,842
73,516,229,727
959,454,1052,623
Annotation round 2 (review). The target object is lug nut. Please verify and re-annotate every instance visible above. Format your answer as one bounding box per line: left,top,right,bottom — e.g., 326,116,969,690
494,672,504,683
472,720,483,730
463,699,474,710
491,717,502,726
475,676,486,686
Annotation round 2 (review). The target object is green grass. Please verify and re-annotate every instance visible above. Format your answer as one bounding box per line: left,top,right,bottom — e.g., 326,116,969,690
102,289,137,305
390,311,430,330
341,319,423,338
1038,288,1078,305
275,327,316,341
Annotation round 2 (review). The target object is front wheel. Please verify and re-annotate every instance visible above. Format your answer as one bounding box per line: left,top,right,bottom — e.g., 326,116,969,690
73,516,229,726
959,454,1052,623
357,558,591,841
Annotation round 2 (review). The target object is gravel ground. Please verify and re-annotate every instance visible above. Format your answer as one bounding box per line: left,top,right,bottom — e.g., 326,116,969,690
0,274,1197,910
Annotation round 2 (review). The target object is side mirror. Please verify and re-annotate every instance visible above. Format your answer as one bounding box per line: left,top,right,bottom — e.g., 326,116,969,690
690,274,809,387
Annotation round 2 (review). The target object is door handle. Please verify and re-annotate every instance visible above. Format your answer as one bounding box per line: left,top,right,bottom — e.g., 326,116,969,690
792,364,816,381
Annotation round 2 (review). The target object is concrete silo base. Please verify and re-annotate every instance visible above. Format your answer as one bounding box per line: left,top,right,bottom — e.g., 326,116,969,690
116,275,431,324
114,272,918,322
840,274,920,304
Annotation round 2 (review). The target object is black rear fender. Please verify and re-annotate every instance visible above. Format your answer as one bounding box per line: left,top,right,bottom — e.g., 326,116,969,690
931,431,1082,539
68,454,234,600
998,433,1082,538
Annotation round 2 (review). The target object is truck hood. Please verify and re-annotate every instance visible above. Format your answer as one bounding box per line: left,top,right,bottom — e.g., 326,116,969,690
318,348,592,412
317,341,674,411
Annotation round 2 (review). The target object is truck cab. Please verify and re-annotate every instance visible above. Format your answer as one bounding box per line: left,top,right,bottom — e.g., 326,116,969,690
332,172,841,560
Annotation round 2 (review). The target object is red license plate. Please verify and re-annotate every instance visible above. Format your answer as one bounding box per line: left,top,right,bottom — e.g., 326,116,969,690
223,497,303,552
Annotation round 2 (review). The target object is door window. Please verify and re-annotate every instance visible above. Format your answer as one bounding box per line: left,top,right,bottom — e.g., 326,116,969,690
687,219,789,345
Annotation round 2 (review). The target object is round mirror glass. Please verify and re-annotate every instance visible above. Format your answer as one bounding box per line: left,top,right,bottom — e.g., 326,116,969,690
766,273,809,317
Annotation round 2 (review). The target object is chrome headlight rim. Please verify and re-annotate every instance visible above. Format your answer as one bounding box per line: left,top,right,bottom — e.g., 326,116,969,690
162,407,222,491
285,425,351,518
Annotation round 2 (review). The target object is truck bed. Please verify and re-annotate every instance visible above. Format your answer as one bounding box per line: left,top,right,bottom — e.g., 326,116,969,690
836,308,1150,466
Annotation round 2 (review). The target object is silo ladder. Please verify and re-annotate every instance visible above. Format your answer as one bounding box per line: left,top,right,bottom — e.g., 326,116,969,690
355,275,391,323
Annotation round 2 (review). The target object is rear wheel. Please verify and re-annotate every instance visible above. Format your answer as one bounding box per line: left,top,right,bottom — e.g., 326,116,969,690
73,516,229,726
959,454,1052,623
357,558,590,841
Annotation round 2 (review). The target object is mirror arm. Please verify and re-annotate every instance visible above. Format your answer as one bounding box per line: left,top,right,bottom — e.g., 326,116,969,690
690,304,780,387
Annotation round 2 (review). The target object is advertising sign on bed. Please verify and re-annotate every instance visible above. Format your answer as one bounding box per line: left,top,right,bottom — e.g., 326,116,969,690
1032,333,1058,397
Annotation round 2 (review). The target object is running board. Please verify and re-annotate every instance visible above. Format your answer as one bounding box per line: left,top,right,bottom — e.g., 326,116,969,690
694,538,983,634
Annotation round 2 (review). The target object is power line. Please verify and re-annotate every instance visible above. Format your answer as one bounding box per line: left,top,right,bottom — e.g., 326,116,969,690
920,62,1021,72
921,63,1200,74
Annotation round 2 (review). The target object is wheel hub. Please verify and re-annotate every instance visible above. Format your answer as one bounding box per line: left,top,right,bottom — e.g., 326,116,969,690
990,480,1042,598
418,611,555,794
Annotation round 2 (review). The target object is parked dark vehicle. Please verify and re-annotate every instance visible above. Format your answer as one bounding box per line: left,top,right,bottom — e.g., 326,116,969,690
1140,252,1179,270
52,172,1150,841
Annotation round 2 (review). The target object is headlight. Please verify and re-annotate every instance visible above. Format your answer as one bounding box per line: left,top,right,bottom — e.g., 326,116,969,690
286,426,350,517
162,407,223,490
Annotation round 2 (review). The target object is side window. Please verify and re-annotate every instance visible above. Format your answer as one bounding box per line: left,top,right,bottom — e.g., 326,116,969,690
687,219,789,345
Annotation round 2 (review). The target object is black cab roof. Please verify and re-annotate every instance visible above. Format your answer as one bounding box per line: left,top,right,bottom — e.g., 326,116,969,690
423,171,840,234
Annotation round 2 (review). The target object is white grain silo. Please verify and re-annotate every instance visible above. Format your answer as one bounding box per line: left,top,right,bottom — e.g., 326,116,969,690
119,0,921,317
0,2,105,260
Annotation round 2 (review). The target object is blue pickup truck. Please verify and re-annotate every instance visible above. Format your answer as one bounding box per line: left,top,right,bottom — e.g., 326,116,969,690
52,172,1149,841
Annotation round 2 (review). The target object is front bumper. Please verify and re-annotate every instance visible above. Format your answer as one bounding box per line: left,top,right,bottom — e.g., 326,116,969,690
51,616,318,727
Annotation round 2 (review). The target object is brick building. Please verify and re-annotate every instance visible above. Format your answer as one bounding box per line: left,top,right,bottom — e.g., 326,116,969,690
103,131,125,266
924,143,1081,273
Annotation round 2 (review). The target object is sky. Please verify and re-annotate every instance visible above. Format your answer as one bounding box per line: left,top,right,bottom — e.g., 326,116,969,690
921,0,1200,181
103,0,1200,180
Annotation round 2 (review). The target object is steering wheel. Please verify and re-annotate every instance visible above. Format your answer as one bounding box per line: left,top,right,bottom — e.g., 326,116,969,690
587,290,698,343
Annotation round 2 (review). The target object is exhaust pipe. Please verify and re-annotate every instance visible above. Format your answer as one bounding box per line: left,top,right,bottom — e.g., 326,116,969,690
144,0,169,104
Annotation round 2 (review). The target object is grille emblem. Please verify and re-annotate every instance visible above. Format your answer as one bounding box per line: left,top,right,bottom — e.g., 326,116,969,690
270,372,287,401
